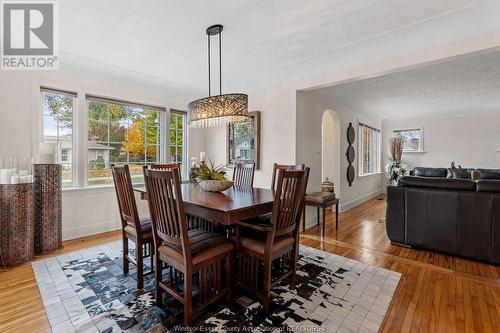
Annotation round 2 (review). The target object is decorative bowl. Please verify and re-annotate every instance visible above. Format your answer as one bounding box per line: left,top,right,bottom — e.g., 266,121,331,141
198,179,234,192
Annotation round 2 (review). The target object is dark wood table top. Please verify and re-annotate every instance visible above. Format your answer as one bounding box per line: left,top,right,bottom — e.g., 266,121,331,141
134,184,275,223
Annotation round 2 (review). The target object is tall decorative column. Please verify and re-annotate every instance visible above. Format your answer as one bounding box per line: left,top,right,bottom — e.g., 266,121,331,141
34,164,62,255
0,183,35,267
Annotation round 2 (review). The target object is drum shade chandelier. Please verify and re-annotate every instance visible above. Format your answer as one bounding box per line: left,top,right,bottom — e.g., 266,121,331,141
188,25,248,128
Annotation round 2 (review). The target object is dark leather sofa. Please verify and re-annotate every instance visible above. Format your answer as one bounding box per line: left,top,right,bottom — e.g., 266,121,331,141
386,170,500,264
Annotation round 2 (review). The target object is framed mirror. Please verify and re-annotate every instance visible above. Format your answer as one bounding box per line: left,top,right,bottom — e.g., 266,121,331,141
227,111,260,169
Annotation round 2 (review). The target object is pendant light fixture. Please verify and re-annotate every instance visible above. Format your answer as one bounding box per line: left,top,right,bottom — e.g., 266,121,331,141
188,24,249,128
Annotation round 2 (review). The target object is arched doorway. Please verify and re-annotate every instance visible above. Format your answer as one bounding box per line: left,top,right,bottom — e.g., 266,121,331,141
322,109,341,200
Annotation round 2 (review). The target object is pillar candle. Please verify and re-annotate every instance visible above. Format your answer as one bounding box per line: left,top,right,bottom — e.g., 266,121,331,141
0,169,12,184
20,175,32,183
10,175,20,184
39,143,56,164
200,151,206,162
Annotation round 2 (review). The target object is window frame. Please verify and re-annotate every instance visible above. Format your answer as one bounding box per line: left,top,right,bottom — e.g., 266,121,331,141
40,87,78,188
169,109,188,178
393,127,424,153
357,122,381,177
85,95,167,188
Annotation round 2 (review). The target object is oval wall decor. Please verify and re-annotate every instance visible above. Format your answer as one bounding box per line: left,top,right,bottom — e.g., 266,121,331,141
346,122,355,186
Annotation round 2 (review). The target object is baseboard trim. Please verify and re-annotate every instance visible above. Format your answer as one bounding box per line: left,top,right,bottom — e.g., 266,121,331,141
339,189,383,212
63,221,121,241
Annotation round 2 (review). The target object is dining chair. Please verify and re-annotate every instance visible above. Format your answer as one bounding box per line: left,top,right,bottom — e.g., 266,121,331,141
144,168,234,326
270,163,305,190
235,167,310,313
149,163,182,181
233,162,255,187
111,165,154,289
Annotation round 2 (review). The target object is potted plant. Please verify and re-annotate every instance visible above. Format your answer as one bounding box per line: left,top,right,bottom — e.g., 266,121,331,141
191,159,234,192
386,135,407,185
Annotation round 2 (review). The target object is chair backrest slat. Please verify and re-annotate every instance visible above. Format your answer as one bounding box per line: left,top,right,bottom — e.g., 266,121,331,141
112,165,140,230
272,168,310,237
144,168,190,259
149,163,183,182
233,162,255,187
271,163,305,190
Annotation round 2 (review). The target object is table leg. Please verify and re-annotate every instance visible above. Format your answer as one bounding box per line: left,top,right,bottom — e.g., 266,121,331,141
336,201,339,230
317,207,320,225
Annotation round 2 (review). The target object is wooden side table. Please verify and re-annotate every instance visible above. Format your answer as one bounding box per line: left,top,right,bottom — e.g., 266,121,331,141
302,192,339,236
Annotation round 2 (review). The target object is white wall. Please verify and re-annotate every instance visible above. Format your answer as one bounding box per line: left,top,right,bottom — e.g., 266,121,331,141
296,91,383,228
0,70,204,240
200,85,297,189
382,113,500,175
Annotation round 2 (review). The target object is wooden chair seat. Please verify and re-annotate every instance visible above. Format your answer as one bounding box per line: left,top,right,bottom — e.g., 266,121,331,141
124,218,152,239
240,233,294,256
304,192,336,204
158,230,233,267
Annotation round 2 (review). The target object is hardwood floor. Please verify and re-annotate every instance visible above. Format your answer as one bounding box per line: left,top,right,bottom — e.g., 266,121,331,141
0,195,499,332
300,195,500,333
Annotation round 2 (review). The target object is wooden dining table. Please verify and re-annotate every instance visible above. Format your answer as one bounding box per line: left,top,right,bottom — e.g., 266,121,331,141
134,183,275,225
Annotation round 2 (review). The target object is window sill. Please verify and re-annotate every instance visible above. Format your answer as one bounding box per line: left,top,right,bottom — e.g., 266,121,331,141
402,150,426,154
62,180,190,193
358,172,383,178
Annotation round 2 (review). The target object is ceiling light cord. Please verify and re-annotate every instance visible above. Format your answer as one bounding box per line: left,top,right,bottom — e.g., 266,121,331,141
208,34,211,97
219,31,222,96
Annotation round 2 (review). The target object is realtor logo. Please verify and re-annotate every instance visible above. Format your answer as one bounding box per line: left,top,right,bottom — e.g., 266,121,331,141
1,1,59,70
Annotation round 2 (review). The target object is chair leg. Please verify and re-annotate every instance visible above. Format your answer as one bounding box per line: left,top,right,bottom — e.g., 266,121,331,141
336,201,339,230
136,242,144,289
322,206,326,237
155,253,163,307
302,206,306,232
122,235,129,274
225,254,233,303
290,245,298,290
262,258,272,314
183,271,193,327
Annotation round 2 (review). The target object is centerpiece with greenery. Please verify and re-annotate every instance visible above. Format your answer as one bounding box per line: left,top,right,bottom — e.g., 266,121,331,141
386,135,408,185
191,159,234,192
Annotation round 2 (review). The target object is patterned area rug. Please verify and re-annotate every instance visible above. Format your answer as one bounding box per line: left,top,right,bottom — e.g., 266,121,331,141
32,241,400,333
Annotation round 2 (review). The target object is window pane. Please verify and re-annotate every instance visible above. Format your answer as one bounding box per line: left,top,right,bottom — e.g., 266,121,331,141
169,112,187,177
358,124,381,176
42,91,75,188
87,99,162,186
395,129,421,151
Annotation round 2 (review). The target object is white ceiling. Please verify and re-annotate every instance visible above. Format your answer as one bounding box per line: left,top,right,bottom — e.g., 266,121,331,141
315,50,500,120
58,0,500,94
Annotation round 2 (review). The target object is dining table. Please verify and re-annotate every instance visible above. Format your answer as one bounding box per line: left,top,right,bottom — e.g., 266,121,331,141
134,183,275,225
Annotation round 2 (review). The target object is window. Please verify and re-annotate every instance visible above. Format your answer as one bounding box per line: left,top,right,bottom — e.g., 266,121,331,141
86,96,165,186
394,128,422,152
358,123,381,176
60,149,70,162
169,110,187,178
41,88,76,188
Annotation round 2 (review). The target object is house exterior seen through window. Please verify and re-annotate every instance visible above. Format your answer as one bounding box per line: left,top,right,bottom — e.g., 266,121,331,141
394,129,422,152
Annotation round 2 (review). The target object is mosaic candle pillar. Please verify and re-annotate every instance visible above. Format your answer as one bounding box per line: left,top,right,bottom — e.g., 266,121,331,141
0,183,35,267
34,164,62,255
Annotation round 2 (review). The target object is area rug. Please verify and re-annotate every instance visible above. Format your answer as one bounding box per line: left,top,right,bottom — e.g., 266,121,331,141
32,241,400,333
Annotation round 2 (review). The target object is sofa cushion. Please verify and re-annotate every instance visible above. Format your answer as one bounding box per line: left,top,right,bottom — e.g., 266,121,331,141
477,169,500,180
413,167,447,178
398,176,476,191
446,168,474,179
476,179,500,193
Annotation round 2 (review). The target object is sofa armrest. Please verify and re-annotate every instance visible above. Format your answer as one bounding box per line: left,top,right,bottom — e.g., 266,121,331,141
386,186,406,244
